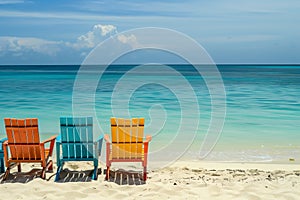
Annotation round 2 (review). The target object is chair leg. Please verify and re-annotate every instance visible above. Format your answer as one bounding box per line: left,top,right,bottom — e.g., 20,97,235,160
41,159,54,179
2,167,10,181
55,166,62,182
105,166,110,181
0,157,4,173
143,166,147,181
47,160,53,172
92,165,98,180
17,163,21,172
40,167,46,179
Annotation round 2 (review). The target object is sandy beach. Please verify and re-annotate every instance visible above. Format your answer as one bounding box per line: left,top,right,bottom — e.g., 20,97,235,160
0,161,299,200
1,0,300,198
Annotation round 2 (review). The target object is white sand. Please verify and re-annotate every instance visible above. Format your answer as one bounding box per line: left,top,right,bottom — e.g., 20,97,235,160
0,161,300,200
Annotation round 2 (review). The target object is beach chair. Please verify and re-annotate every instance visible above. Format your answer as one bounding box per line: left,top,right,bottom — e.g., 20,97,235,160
0,137,7,173
2,118,56,180
55,117,103,181
105,117,152,181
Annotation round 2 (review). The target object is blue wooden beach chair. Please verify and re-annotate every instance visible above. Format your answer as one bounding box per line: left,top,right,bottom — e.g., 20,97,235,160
55,117,103,181
0,137,7,173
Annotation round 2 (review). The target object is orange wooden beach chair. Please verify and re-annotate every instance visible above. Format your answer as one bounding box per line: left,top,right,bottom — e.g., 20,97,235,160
2,118,56,180
105,117,152,181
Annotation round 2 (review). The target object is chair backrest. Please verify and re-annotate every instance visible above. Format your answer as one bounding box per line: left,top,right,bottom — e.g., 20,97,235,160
4,118,41,160
60,117,94,159
110,117,144,159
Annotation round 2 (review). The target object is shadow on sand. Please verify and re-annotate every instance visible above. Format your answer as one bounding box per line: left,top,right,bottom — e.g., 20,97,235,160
0,168,47,183
55,168,102,183
105,169,146,185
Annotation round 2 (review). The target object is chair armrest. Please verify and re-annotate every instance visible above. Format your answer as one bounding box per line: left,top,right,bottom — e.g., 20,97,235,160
2,140,8,148
2,140,9,167
40,135,57,157
143,135,152,161
104,134,111,164
104,134,111,143
56,135,61,143
0,138,7,151
0,137,7,143
94,134,104,155
144,135,152,143
41,135,57,145
96,134,104,142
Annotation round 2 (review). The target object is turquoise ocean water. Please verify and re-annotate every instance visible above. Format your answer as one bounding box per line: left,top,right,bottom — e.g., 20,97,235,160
0,65,299,163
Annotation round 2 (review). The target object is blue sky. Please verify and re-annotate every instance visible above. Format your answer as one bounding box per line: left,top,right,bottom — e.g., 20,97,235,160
0,0,299,64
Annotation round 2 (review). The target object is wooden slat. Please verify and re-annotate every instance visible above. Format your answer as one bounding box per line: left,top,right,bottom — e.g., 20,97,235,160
5,119,13,142
24,119,33,160
11,118,18,127
14,120,22,160
74,129,81,158
131,118,138,143
119,144,126,159
73,117,81,158
6,128,17,159
117,118,125,143
30,118,40,143
137,118,144,155
31,118,38,126
117,118,125,158
111,118,117,143
131,118,138,159
112,144,119,159
5,119,15,159
61,119,69,158
86,117,93,158
124,119,131,143
80,125,88,158
68,127,75,158
29,119,40,160
27,127,34,159
31,121,41,160
131,144,137,159
19,120,28,160
136,143,143,159
4,118,11,126
26,118,39,143
124,119,131,158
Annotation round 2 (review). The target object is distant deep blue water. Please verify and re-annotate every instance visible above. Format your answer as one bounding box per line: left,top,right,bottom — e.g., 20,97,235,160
0,65,299,163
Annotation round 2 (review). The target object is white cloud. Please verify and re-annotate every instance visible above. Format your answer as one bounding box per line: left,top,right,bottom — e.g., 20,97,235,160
0,24,136,62
0,24,119,57
0,24,142,64
117,34,138,48
94,24,117,36
72,24,118,49
0,37,62,56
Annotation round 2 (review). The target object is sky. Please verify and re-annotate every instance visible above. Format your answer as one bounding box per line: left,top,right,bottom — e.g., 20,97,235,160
0,0,299,64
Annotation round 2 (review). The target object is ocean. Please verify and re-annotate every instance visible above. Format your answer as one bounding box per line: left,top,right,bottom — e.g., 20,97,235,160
0,65,299,164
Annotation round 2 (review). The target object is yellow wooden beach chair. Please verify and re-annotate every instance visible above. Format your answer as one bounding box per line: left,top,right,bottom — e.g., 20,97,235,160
2,118,56,180
104,117,152,181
